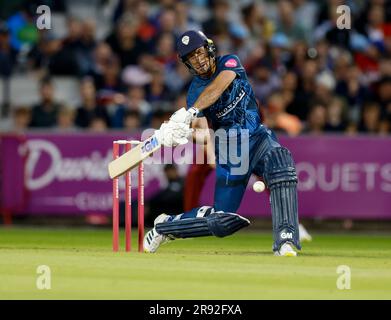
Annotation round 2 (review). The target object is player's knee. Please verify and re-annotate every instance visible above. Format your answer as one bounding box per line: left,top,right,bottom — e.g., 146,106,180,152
263,147,297,188
207,212,250,237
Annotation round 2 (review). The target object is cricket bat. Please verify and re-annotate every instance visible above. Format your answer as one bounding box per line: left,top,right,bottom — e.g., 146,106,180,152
108,134,161,179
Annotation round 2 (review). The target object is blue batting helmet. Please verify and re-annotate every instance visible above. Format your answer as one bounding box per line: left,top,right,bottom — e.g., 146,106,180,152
177,30,216,61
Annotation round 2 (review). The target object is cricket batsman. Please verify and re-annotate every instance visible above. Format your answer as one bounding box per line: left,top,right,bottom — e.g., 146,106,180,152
144,30,301,256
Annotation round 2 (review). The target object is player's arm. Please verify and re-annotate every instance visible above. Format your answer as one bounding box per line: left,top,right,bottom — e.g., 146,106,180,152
191,117,210,145
191,117,216,167
192,70,236,112
169,70,237,125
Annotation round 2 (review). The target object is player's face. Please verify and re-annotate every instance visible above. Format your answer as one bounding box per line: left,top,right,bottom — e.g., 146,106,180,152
187,46,211,76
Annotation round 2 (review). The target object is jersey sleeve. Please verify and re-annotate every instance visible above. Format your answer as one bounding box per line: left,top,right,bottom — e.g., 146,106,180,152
218,55,244,77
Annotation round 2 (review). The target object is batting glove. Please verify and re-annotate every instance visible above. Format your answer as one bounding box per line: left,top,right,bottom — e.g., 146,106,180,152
169,107,199,125
155,121,193,147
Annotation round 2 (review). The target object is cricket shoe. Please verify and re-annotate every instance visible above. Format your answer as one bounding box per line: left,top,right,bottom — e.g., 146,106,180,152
299,223,312,242
143,214,173,253
274,242,297,257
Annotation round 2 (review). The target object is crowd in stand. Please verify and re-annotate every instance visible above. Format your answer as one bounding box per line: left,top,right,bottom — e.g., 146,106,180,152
1,0,391,135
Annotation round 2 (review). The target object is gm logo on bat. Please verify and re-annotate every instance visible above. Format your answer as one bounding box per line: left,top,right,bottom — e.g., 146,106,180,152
141,136,160,154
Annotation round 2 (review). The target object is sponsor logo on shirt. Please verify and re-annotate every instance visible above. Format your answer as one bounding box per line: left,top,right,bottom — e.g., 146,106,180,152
216,89,246,118
224,58,238,68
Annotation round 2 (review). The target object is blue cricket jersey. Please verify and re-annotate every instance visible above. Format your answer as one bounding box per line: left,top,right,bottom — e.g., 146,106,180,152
186,54,262,134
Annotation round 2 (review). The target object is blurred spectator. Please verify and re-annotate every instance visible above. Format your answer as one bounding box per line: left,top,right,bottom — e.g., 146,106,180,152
123,110,141,131
286,41,309,73
112,0,139,23
288,59,317,120
63,17,83,53
112,85,152,128
75,78,110,128
90,42,113,76
305,103,327,134
242,43,265,74
158,0,177,9
12,106,31,132
29,77,61,128
45,18,85,76
174,1,201,36
148,164,184,225
94,55,126,102
57,105,76,131
359,4,387,53
165,61,192,94
122,65,152,87
210,20,234,56
314,71,336,107
27,31,63,73
230,24,254,64
292,0,318,38
281,71,300,114
379,57,391,78
77,19,98,76
375,76,391,113
264,92,302,136
276,0,308,44
308,39,334,72
355,0,391,30
0,22,17,77
335,64,370,123
375,76,391,133
324,97,348,132
357,102,383,134
152,32,177,70
6,5,38,51
88,116,108,132
105,14,148,68
241,2,275,45
145,70,172,107
135,1,157,43
155,7,177,35
251,59,281,105
202,0,231,38
267,33,292,74
333,50,354,82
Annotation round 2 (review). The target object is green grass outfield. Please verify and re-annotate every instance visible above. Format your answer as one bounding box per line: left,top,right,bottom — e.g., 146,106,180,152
0,227,390,299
